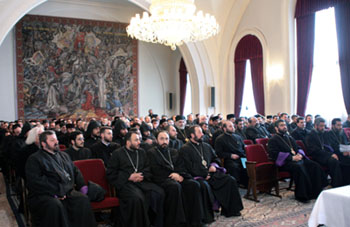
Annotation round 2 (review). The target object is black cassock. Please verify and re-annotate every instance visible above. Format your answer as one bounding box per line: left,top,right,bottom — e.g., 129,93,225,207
324,129,350,185
25,149,96,227
91,141,120,166
268,133,328,201
106,147,165,227
306,129,344,187
215,132,247,185
148,145,203,226
180,141,243,222
64,146,92,161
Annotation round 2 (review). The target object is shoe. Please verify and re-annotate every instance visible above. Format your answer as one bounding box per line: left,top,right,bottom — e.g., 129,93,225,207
232,211,241,216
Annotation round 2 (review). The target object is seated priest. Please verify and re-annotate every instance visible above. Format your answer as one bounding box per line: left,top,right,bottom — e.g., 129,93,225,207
148,131,204,226
25,130,96,227
215,120,248,187
268,120,328,202
106,131,165,227
324,118,350,185
306,117,344,187
64,130,92,161
180,125,243,223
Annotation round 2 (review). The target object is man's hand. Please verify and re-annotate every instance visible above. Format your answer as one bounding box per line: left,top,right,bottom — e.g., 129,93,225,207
292,154,303,161
169,173,184,182
208,165,216,173
206,175,211,180
343,152,350,156
145,138,153,145
331,154,339,160
231,154,240,160
57,195,66,200
128,172,144,182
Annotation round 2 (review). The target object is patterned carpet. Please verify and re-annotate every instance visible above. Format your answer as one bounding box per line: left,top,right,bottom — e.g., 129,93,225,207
209,184,315,227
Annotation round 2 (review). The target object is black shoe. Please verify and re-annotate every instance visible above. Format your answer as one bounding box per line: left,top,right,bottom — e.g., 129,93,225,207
232,211,241,216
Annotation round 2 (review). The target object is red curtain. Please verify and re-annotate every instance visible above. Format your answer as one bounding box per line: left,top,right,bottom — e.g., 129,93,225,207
250,58,265,115
234,61,246,116
295,0,342,18
335,1,350,114
234,35,264,116
296,14,315,117
179,58,188,115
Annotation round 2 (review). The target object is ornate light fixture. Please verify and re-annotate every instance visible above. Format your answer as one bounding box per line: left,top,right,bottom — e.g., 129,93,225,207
127,0,220,50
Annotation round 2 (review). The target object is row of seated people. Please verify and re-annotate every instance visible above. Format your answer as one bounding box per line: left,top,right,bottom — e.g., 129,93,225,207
1,123,245,227
1,112,349,225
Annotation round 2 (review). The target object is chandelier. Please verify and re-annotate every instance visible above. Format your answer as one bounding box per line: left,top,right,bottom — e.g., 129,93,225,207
127,0,220,50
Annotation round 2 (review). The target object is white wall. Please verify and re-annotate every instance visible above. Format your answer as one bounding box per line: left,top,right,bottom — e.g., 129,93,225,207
0,29,17,121
0,0,180,120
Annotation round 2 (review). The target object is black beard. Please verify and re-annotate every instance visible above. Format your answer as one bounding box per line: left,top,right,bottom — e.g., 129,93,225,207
194,137,203,143
158,144,168,151
278,129,286,135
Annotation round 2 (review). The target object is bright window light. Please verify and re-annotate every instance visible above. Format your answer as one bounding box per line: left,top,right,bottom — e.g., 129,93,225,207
305,7,347,124
183,73,192,116
240,60,257,117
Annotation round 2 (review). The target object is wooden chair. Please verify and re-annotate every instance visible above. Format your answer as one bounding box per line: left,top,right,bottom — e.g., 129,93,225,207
73,159,119,216
244,144,280,202
256,138,269,152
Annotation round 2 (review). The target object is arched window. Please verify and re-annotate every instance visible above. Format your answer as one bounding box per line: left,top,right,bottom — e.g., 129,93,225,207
234,35,264,117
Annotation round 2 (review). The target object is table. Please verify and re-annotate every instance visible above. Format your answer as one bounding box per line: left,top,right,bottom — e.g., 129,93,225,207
308,185,350,227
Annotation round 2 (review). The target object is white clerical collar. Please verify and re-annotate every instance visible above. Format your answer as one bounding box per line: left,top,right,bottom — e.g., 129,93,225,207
101,140,110,146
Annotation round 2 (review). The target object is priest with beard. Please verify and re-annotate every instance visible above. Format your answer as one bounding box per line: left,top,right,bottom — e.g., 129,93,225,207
180,125,243,223
324,118,350,185
268,120,327,202
306,117,344,187
91,126,120,166
175,115,188,143
25,130,96,227
148,131,204,226
112,119,128,146
215,121,248,186
64,131,92,161
84,120,101,149
291,117,310,145
106,131,165,227
166,125,183,150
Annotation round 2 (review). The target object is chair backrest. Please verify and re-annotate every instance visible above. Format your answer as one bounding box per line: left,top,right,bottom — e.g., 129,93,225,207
255,138,269,152
344,128,350,140
59,144,67,151
243,139,254,145
295,140,307,153
245,144,269,164
73,159,111,196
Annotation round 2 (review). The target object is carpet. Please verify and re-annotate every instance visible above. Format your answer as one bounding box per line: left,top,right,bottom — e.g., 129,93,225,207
209,185,314,227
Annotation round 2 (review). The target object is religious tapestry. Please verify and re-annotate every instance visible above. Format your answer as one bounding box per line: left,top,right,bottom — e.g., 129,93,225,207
16,15,138,119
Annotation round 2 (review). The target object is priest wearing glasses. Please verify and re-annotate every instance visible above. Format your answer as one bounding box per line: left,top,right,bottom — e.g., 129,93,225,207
107,131,165,227
179,125,243,223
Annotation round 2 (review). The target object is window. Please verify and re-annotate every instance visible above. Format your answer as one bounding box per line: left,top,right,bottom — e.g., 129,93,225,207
305,7,347,124
183,74,192,116
240,60,257,117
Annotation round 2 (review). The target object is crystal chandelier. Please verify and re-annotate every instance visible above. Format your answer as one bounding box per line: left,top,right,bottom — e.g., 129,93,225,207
127,0,220,50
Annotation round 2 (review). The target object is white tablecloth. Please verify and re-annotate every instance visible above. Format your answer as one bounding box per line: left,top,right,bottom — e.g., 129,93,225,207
308,185,350,227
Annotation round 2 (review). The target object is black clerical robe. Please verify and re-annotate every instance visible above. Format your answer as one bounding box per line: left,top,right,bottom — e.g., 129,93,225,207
106,147,165,227
268,133,327,201
180,141,243,221
175,126,188,144
324,129,350,185
148,146,203,226
343,120,350,128
64,146,92,162
245,126,266,142
90,141,119,166
169,138,183,151
306,129,343,187
234,128,247,140
215,133,247,185
291,128,310,145
84,136,100,149
25,149,96,227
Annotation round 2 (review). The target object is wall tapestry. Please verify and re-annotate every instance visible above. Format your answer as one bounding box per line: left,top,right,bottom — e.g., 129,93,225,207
16,15,138,119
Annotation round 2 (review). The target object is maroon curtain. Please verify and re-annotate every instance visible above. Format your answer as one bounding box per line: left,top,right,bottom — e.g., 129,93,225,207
295,0,347,18
296,14,315,117
335,1,350,114
250,58,265,115
179,58,188,115
234,61,246,116
234,35,264,116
